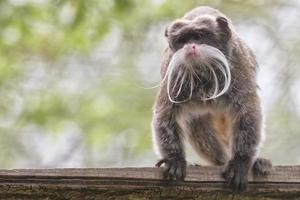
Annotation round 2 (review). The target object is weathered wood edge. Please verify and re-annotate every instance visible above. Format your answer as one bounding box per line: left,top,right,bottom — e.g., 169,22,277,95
0,166,299,199
0,166,299,183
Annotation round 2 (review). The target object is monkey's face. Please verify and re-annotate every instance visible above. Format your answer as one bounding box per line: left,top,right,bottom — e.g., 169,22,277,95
164,16,232,103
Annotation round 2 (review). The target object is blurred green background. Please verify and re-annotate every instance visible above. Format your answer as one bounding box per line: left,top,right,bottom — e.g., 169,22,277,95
0,0,299,168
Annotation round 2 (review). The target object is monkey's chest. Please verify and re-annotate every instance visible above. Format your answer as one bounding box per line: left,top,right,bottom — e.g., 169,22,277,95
176,104,233,150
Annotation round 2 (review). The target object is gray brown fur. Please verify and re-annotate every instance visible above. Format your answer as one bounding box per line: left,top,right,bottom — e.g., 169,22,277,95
151,6,272,191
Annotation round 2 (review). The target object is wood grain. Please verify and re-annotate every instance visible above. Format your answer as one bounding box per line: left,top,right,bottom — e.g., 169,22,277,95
0,166,299,199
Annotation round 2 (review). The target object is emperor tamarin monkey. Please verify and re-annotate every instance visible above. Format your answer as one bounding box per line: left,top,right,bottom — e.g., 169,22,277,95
151,6,272,191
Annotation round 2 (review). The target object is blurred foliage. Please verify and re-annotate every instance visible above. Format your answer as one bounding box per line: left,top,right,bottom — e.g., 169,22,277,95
0,0,299,168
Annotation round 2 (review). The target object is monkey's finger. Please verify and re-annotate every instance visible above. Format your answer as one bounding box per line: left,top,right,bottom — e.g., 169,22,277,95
229,173,247,192
231,175,240,192
168,165,176,180
224,169,235,189
156,159,167,167
175,166,185,181
237,175,247,192
227,175,235,190
163,165,172,180
223,168,234,182
173,166,180,181
227,175,240,192
239,181,247,192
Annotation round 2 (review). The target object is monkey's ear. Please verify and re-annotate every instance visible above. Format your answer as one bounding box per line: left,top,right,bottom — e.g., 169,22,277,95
216,17,231,38
216,17,228,28
165,19,189,37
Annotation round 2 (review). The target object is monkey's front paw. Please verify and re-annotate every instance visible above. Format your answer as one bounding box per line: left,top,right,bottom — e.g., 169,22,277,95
222,159,249,192
156,156,186,181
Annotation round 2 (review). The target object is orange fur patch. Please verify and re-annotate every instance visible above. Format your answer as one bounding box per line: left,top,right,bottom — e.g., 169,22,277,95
212,113,231,149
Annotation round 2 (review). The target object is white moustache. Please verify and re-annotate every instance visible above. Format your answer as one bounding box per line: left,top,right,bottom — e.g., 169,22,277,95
164,44,231,103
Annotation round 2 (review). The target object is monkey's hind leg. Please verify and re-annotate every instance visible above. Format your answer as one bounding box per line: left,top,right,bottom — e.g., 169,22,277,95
253,157,272,176
185,114,230,166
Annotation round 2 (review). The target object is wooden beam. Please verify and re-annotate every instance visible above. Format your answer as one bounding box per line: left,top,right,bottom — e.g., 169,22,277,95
0,166,299,199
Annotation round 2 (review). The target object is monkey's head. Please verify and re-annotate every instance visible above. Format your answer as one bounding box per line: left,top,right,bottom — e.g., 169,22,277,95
163,15,233,103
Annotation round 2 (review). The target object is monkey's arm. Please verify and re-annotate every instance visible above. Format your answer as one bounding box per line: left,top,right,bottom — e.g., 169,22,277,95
152,99,186,180
223,95,262,191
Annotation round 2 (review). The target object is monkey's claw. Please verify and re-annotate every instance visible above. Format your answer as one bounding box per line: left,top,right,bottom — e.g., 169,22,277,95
222,159,249,192
156,157,187,181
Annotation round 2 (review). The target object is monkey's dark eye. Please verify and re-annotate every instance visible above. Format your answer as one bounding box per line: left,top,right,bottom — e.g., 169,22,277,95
190,32,201,41
176,32,201,44
174,37,188,46
170,29,214,50
195,29,211,38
